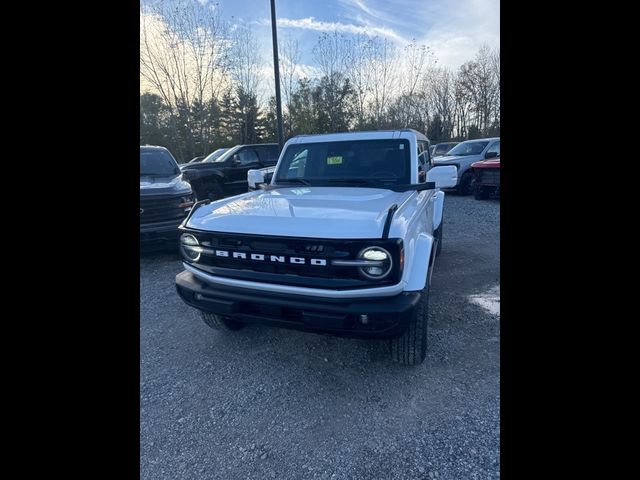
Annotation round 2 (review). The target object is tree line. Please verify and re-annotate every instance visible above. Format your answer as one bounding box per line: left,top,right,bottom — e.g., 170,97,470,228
140,1,500,162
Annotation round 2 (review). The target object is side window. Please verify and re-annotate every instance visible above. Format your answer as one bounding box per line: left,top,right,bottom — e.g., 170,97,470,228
267,146,280,163
236,147,259,165
282,149,308,178
486,141,500,157
417,141,431,172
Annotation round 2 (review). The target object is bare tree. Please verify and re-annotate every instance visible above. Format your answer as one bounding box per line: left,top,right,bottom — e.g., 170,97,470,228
230,26,261,97
427,68,456,139
366,37,399,128
140,0,229,159
312,31,350,79
342,34,374,129
457,45,499,135
279,36,301,138
227,26,264,143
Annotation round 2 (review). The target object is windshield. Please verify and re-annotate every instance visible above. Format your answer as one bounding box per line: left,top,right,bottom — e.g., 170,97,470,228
273,139,411,187
445,141,490,156
210,146,240,163
202,148,230,163
140,149,179,176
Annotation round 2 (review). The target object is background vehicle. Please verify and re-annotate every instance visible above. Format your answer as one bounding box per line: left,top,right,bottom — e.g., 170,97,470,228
181,148,230,170
431,142,459,158
433,137,500,195
471,156,500,199
186,155,206,164
140,146,195,248
181,143,280,200
175,129,458,365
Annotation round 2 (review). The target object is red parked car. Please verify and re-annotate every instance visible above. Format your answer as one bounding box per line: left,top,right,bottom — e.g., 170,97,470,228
471,155,500,199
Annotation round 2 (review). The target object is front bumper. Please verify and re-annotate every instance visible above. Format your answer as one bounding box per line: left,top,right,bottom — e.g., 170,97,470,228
176,270,420,339
140,220,184,245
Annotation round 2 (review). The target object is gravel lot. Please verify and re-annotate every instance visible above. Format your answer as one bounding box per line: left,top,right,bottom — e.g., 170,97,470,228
140,194,500,480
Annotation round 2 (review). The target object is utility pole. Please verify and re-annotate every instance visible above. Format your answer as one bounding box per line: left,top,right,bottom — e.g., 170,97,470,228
270,0,284,150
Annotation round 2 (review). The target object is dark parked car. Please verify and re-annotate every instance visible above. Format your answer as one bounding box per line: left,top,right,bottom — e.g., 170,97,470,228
471,156,500,199
431,142,459,158
181,148,231,170
181,143,280,200
140,146,195,248
186,155,206,164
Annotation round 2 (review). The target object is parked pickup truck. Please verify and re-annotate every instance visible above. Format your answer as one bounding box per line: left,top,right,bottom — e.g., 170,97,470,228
471,156,500,199
175,129,457,365
434,137,500,195
181,143,280,200
140,146,195,248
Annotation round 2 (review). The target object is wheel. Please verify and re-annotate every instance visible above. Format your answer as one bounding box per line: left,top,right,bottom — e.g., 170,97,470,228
457,172,474,195
198,181,224,201
434,222,443,257
474,185,490,200
390,287,429,365
199,310,246,331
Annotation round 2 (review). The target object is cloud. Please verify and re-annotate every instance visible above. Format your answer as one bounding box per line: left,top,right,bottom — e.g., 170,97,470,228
417,0,500,69
340,0,500,69
260,16,408,44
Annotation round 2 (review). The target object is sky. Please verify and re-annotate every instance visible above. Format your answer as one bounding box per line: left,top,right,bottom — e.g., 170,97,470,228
141,0,499,100
215,0,500,70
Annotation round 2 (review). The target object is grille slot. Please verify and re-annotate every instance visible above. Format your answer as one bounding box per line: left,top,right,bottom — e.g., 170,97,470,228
478,169,500,185
140,195,188,225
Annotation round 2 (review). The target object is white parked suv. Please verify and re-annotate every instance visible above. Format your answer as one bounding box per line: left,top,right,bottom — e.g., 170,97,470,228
175,129,457,365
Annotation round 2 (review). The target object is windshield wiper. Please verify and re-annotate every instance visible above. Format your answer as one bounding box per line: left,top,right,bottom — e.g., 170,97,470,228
325,178,388,186
276,178,312,186
141,172,174,176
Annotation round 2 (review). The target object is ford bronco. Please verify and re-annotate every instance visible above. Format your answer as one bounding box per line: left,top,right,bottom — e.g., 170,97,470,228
175,130,457,365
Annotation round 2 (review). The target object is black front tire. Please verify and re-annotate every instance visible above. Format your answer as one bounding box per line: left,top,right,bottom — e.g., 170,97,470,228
390,288,428,365
198,181,224,201
200,311,246,331
474,185,490,200
457,172,474,195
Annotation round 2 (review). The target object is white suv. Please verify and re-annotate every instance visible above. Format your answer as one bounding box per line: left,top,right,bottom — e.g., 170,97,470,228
175,129,457,365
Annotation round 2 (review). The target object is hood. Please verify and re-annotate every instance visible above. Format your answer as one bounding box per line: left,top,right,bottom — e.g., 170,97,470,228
187,186,413,239
140,174,192,196
181,161,223,172
471,158,501,169
434,154,483,164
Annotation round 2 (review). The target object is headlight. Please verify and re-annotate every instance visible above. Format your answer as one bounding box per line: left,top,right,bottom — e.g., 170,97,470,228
180,233,200,262
179,193,195,210
357,246,393,280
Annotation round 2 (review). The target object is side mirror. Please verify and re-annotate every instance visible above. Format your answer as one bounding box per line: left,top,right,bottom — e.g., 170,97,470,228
426,165,458,189
247,169,265,190
231,154,241,165
485,151,498,159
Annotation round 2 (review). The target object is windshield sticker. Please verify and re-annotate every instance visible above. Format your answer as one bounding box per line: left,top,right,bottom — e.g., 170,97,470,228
399,144,404,150
327,156,343,165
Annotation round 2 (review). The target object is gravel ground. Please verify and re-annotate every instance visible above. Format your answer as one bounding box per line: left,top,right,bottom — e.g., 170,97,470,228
140,194,500,480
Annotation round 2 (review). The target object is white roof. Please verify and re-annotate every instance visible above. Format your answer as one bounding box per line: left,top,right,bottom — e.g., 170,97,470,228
288,129,428,145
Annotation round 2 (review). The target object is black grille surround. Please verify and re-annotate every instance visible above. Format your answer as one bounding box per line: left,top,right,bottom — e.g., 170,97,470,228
180,229,404,290
140,193,189,225
478,168,500,186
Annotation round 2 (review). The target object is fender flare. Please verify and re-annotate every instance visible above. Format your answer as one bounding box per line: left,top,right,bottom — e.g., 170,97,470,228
432,191,445,231
404,232,434,292
190,170,225,187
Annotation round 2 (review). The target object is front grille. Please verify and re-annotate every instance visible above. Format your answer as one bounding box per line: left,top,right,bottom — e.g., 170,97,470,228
140,195,188,225
184,231,403,289
478,169,500,186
